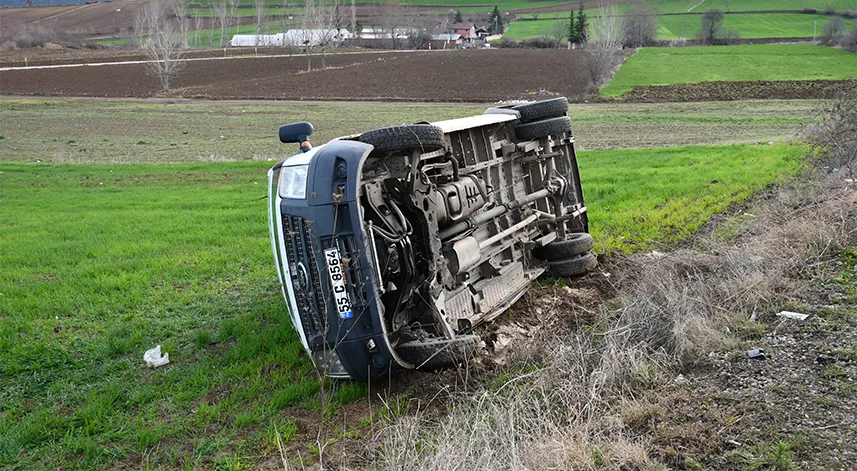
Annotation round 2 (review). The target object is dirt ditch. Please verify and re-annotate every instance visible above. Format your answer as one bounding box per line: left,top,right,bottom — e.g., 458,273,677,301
306,171,857,471
620,80,854,103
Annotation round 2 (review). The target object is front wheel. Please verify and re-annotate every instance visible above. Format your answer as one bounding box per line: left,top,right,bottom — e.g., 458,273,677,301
534,233,594,261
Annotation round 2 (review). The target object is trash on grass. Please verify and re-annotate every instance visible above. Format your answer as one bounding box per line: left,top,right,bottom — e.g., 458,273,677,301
747,348,766,360
144,345,170,368
776,311,809,321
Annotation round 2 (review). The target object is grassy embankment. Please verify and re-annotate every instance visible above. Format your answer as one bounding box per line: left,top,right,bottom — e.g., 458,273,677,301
0,99,808,469
601,44,857,96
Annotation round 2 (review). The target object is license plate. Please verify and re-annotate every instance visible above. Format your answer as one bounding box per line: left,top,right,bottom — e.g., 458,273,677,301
324,247,353,320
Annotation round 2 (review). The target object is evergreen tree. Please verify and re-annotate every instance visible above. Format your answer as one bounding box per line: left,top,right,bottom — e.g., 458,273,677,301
568,7,578,43
488,5,505,35
575,2,588,43
454,10,464,23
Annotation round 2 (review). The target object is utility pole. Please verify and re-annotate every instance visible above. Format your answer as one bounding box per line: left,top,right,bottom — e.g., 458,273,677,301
813,21,817,41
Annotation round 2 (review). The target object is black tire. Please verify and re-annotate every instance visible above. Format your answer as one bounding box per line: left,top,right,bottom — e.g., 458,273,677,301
533,233,594,261
358,124,445,153
546,252,597,277
512,97,569,122
514,116,572,141
396,335,479,371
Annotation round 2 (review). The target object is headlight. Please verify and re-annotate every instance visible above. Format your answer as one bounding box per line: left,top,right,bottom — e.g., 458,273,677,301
278,165,309,199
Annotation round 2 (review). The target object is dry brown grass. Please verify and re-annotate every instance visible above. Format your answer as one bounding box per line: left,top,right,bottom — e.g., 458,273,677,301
373,167,857,470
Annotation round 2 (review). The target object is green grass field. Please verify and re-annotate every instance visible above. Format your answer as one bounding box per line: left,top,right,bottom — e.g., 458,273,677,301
658,13,856,40
507,12,855,41
0,142,804,468
583,144,803,251
648,0,857,14
504,17,569,40
0,99,822,162
602,44,857,96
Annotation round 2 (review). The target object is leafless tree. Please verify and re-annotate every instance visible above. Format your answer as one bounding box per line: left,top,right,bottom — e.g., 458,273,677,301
228,0,241,44
697,9,725,44
279,0,293,50
809,81,857,177
192,10,202,48
172,0,188,23
212,0,229,47
314,0,345,68
821,16,846,44
724,0,731,12
138,0,188,91
622,2,658,47
133,9,147,48
254,0,268,46
549,21,566,47
299,0,317,71
382,0,405,49
408,17,437,49
585,2,623,86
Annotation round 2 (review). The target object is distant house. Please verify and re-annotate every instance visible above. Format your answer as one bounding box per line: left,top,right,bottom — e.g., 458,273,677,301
448,22,476,41
474,26,489,40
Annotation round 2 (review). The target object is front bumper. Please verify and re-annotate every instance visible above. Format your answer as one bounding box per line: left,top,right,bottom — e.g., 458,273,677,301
267,140,398,381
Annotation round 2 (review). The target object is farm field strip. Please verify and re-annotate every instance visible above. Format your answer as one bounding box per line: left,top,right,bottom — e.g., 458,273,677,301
0,140,805,469
507,12,855,40
647,0,857,14
0,49,596,102
601,44,857,96
657,12,856,40
0,98,824,163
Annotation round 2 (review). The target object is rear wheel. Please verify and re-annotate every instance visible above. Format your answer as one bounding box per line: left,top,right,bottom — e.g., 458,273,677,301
512,97,569,122
545,252,597,277
515,116,572,141
358,124,445,153
534,233,593,261
396,335,479,371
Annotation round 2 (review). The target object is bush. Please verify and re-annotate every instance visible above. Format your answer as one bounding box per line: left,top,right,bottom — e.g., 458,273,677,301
801,7,818,14
520,36,560,48
821,16,846,44
697,9,726,44
622,3,658,48
842,10,857,19
408,29,431,50
824,5,837,14
498,36,520,48
842,25,857,51
809,81,857,177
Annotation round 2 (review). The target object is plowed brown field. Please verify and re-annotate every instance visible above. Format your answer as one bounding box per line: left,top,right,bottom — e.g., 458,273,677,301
0,49,593,102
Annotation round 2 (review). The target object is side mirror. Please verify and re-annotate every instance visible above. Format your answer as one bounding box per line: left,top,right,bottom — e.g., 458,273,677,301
279,122,314,152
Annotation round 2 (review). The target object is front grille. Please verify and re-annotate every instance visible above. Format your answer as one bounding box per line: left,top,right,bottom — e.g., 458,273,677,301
282,211,372,346
282,215,327,344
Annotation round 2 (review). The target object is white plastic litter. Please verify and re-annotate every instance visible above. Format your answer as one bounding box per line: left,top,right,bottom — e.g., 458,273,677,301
776,311,809,321
144,345,170,368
